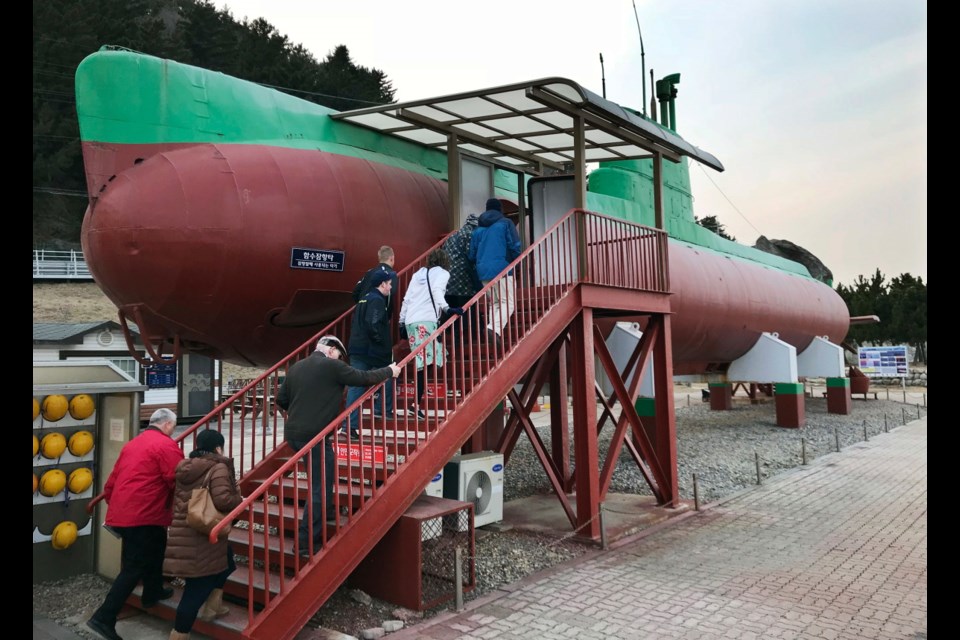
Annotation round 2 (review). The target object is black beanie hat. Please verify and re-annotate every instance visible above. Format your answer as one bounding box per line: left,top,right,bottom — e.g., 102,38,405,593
195,429,225,453
485,198,502,212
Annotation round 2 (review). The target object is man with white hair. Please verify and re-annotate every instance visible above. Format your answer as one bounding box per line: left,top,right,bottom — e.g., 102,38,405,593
87,408,184,640
277,336,400,556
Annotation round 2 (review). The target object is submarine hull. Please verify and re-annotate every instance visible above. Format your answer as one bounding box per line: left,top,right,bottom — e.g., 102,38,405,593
81,143,848,369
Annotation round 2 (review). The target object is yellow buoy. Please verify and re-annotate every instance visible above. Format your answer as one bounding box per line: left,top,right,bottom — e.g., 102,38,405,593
39,469,67,497
69,394,96,420
33,397,40,421
40,432,67,459
41,395,69,421
33,472,38,494
68,430,94,457
68,467,93,494
51,521,78,550
33,434,39,457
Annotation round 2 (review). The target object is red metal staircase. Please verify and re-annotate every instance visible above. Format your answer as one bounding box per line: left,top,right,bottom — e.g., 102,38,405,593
88,208,675,639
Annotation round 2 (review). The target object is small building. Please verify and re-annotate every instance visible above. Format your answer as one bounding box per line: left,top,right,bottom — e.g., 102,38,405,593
33,322,221,424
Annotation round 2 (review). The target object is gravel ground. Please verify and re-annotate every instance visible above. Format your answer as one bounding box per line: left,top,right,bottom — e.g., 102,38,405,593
34,386,927,639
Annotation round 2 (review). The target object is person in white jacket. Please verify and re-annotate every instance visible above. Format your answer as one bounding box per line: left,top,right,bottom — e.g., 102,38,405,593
398,248,463,418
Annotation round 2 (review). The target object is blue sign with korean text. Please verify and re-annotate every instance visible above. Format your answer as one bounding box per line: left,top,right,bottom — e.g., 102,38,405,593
147,363,177,388
290,248,345,272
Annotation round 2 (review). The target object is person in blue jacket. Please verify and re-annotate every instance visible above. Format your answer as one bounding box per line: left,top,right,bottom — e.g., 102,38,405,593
344,270,395,437
468,198,522,341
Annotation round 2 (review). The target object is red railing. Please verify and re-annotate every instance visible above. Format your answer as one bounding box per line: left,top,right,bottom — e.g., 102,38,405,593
208,209,668,637
87,209,667,639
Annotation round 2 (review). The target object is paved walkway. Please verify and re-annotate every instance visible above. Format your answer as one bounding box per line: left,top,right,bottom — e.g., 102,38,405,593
37,417,926,640
393,417,927,640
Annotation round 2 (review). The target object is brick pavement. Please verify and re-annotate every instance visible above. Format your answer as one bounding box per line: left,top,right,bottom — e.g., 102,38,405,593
391,417,927,640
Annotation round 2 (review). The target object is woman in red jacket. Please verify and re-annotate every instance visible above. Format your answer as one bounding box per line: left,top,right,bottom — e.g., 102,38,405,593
163,429,242,639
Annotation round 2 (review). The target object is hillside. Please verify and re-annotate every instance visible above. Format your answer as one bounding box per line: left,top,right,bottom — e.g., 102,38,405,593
32,282,265,381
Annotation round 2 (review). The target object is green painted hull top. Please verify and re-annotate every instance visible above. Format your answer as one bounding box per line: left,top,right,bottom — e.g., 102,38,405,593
75,47,814,281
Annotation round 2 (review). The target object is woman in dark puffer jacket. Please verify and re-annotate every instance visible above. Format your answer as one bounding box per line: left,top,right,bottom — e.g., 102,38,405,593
162,429,242,639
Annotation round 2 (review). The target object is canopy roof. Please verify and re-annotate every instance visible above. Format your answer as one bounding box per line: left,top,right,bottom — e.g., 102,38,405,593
332,77,723,174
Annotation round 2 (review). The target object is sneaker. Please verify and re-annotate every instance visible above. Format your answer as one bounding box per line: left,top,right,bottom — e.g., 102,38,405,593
348,429,361,441
141,586,174,608
86,617,123,640
416,409,427,420
298,542,322,558
326,513,349,526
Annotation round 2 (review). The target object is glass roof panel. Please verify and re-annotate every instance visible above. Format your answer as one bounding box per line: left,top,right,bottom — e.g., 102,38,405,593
491,116,555,135
405,104,457,122
542,83,585,103
523,132,575,148
490,89,543,111
459,143,496,155
498,138,539,152
586,147,624,161
533,110,574,129
344,112,402,129
585,129,622,144
434,97,509,119
331,78,723,172
606,144,653,157
455,122,503,138
493,155,530,166
394,128,448,145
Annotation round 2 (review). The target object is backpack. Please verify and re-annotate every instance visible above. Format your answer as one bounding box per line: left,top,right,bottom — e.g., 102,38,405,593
352,265,395,308
352,269,375,303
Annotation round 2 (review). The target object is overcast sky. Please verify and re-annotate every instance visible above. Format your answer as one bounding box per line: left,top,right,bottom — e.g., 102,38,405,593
216,0,926,287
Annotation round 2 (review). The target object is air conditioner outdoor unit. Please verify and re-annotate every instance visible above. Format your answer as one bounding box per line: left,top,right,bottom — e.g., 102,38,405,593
420,468,444,541
443,451,504,529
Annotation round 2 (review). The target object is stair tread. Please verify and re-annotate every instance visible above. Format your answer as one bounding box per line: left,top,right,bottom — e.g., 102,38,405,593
126,583,248,633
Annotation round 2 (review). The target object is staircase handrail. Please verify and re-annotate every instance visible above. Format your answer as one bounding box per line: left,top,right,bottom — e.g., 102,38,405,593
86,230,457,514
87,208,669,638
218,209,668,637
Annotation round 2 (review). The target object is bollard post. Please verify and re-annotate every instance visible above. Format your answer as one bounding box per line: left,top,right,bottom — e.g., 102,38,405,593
917,404,921,419
454,546,464,611
835,427,840,452
923,393,926,408
801,438,807,465
886,386,889,400
687,394,690,407
902,407,906,425
863,420,868,441
755,452,761,485
884,413,888,432
599,503,608,550
693,473,700,511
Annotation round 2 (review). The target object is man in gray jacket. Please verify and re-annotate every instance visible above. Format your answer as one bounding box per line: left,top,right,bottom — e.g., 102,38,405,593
277,335,400,555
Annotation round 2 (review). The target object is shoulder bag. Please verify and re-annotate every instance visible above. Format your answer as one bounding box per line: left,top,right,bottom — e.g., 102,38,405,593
186,465,232,539
427,268,456,325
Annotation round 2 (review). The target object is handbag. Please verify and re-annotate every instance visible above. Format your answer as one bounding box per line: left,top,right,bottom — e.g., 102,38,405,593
426,268,455,325
186,465,232,539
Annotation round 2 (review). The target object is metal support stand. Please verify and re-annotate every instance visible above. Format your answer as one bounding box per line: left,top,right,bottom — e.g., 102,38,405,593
599,504,608,550
454,546,463,611
692,473,700,511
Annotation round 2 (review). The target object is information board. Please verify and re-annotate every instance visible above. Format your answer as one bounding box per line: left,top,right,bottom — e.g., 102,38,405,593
146,363,178,388
857,346,909,377
290,247,345,272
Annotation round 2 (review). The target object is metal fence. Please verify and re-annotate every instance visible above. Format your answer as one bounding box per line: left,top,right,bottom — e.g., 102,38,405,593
33,249,92,280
